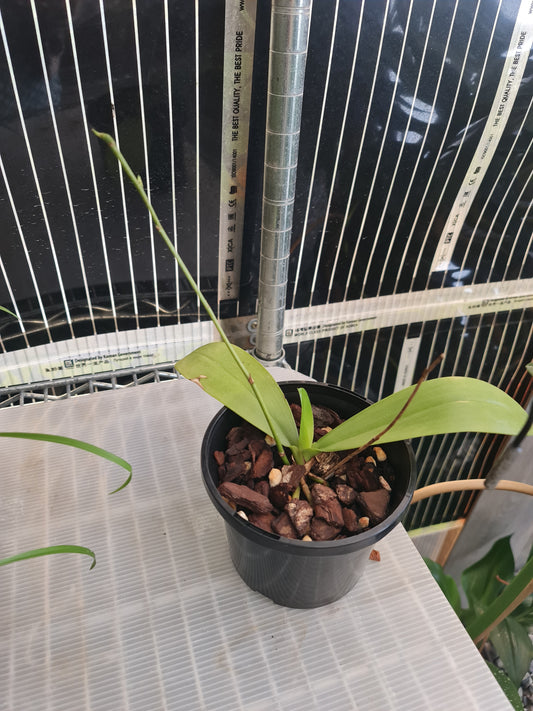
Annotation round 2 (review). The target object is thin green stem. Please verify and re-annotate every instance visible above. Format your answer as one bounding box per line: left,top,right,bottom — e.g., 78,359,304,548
93,130,289,464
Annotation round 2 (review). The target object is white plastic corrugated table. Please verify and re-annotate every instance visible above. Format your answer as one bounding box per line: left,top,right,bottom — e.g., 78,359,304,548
0,370,511,710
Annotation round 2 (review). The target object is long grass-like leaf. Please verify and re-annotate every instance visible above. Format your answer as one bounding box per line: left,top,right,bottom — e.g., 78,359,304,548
0,432,132,493
0,545,96,569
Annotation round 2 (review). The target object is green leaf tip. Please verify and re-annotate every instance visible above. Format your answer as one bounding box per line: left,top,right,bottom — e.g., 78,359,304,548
91,128,114,145
0,304,18,319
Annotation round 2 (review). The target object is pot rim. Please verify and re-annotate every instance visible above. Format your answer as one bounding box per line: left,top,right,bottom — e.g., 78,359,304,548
201,380,417,555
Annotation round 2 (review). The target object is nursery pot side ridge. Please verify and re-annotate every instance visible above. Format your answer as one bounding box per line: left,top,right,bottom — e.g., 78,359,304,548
201,381,416,608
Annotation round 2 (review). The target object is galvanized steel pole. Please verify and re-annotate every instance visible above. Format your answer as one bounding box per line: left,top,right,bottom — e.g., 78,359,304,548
254,0,312,363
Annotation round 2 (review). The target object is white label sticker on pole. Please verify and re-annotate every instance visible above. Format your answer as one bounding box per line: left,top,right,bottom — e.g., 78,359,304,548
394,337,422,391
218,0,257,300
431,1,533,273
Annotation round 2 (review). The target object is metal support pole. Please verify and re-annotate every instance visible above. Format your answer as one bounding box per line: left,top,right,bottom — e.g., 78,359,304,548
254,0,312,363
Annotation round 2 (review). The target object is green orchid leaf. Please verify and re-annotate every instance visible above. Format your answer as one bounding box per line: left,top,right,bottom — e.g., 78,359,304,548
0,545,96,569
486,662,523,710
312,378,530,452
489,616,533,689
459,607,478,630
462,536,515,613
0,432,132,493
424,558,463,617
298,387,314,452
0,305,18,319
176,342,299,447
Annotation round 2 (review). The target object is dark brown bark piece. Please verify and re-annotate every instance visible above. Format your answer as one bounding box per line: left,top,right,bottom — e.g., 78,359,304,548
311,483,337,503
254,480,270,498
285,499,314,537
248,440,274,479
221,453,251,483
289,403,302,426
347,461,380,491
226,439,249,456
213,450,225,466
248,512,276,533
272,512,299,539
335,483,356,506
311,484,344,527
342,507,360,533
281,464,306,491
310,404,343,428
226,423,265,450
269,483,292,510
310,517,341,541
356,488,390,524
315,500,344,528
345,459,362,488
218,481,274,514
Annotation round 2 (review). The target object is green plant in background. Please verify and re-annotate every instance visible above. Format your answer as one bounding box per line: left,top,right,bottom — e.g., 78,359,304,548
94,130,532,472
426,537,533,709
0,304,132,569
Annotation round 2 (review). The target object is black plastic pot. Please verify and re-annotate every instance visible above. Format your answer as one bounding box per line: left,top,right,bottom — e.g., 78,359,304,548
201,382,416,608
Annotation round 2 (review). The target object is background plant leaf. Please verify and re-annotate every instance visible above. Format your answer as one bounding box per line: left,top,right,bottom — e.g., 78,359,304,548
489,616,533,688
486,662,524,710
0,545,96,569
176,342,299,447
467,553,533,645
507,541,533,627
461,536,515,614
312,378,530,452
0,432,132,493
424,558,463,617
513,593,533,627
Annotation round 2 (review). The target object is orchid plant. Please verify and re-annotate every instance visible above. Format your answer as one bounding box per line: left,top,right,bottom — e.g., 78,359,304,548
94,130,531,468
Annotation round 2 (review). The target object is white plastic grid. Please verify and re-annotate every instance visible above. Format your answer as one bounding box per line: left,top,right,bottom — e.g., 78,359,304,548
0,368,511,710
